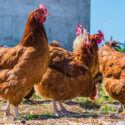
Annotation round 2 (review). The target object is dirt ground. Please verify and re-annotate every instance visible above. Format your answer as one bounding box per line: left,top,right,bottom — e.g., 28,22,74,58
0,97,125,125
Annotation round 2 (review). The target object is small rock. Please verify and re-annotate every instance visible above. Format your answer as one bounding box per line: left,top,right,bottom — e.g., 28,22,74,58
20,120,26,124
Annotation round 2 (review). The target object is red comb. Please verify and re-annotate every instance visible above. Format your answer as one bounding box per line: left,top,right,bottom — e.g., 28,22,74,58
76,24,83,36
93,30,104,44
34,4,48,23
39,4,47,13
77,24,83,29
98,30,104,38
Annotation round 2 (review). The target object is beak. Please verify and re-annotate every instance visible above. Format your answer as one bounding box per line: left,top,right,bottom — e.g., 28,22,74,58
45,13,50,17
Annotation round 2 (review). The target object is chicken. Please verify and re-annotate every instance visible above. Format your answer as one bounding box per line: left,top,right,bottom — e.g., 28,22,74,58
99,40,125,113
0,4,50,118
92,40,122,98
35,25,104,116
73,25,104,98
73,25,104,78
93,39,122,97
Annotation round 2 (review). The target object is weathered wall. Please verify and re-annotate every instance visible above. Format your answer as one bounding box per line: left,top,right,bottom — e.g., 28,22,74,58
0,0,90,50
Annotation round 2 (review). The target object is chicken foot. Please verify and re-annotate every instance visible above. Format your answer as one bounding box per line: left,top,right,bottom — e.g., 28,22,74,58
117,104,124,113
3,101,19,119
14,107,19,118
52,101,72,116
52,101,62,116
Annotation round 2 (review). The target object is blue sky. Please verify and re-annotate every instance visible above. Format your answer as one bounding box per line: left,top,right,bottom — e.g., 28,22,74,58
91,0,125,44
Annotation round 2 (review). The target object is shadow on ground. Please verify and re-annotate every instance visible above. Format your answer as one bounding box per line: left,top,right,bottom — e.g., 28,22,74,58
65,100,100,110
23,99,100,110
22,99,51,105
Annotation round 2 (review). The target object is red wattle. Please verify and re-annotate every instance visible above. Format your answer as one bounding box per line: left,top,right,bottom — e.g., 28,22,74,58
90,97,95,101
97,39,102,44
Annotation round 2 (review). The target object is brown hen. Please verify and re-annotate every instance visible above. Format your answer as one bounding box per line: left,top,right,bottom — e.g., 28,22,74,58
99,41,125,113
0,4,50,118
35,26,104,116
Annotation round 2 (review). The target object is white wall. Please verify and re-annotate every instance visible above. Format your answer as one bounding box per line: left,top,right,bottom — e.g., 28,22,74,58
0,0,90,50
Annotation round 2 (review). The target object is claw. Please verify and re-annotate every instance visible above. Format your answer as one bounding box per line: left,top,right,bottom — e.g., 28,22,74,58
54,111,63,116
117,104,123,114
59,102,72,115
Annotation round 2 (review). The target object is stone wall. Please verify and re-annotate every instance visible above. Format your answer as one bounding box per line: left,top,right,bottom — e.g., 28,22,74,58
0,0,90,50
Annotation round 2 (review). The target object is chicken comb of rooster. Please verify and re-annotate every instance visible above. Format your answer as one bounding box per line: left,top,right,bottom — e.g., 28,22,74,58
76,24,83,36
39,4,47,13
77,24,83,29
98,30,104,38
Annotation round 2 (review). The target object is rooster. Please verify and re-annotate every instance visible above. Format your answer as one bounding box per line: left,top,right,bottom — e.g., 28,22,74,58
0,4,50,118
35,25,104,116
99,40,125,113
73,25,104,78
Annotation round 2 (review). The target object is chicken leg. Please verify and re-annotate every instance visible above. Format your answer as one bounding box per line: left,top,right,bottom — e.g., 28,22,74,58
4,101,13,119
96,82,101,97
117,104,124,113
52,101,62,116
3,101,19,119
14,107,19,118
58,102,71,114
52,101,72,116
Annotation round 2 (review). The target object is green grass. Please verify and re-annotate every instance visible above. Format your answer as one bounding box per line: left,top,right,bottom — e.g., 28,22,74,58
32,94,42,99
95,84,114,103
100,105,116,113
21,113,57,120
74,97,88,102
72,83,122,114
